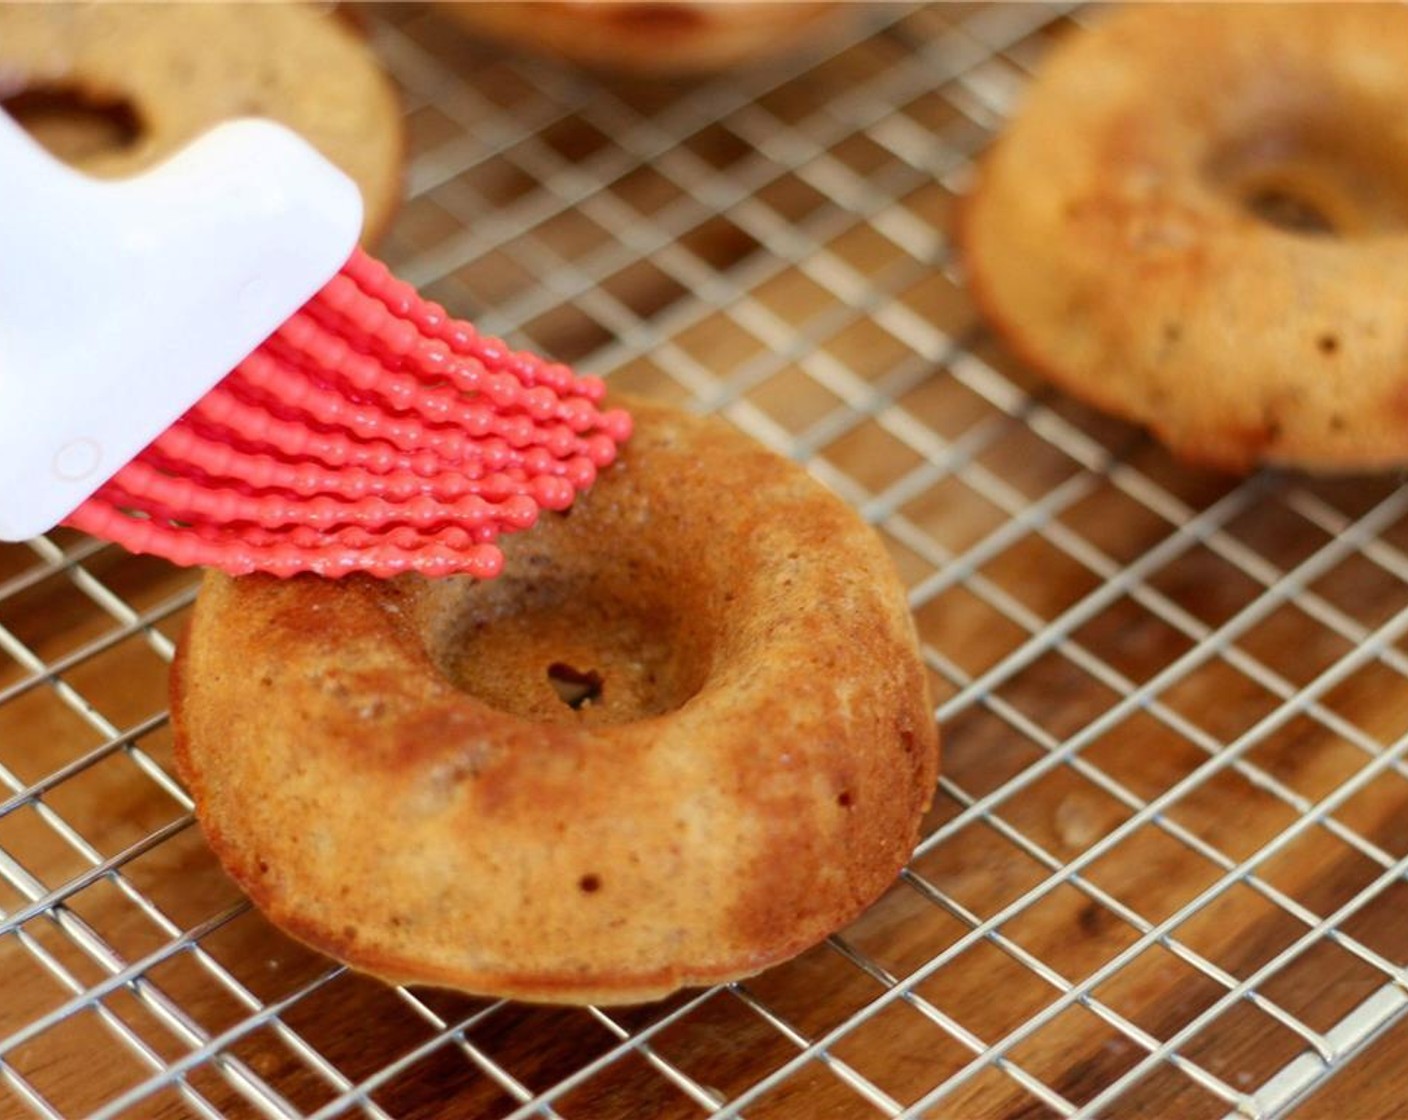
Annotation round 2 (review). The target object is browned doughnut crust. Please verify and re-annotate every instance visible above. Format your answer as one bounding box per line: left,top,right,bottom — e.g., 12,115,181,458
439,1,856,75
171,399,939,1005
0,3,404,245
960,4,1408,473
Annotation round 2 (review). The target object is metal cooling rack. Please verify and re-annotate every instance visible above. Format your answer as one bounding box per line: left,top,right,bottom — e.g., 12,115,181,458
4,3,1408,1117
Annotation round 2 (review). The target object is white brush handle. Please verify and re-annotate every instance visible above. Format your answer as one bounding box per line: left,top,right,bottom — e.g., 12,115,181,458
0,112,364,540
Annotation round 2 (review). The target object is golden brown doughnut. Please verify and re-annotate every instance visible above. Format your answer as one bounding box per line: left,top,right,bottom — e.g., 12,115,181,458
439,1,856,75
0,3,403,244
172,399,939,1005
960,4,1408,473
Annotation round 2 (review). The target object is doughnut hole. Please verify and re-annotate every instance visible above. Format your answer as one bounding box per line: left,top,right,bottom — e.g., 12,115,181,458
547,663,604,710
419,566,713,727
1204,114,1408,237
3,86,143,165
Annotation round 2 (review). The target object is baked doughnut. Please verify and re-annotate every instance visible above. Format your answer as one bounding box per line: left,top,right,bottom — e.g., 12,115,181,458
172,399,939,1005
960,4,1408,473
0,3,403,243
440,2,856,75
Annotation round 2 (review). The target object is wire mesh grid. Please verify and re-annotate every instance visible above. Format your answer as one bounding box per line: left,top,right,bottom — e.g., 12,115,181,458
3,3,1408,1117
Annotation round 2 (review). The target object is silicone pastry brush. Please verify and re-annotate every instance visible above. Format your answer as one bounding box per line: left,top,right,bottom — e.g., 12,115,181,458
0,111,631,579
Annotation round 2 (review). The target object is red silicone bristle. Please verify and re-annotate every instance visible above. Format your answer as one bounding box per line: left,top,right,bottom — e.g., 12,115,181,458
67,498,505,579
142,430,548,504
65,249,633,579
340,251,591,397
101,459,538,534
271,316,589,452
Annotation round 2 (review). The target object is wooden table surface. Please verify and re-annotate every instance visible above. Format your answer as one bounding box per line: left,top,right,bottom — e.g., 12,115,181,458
3,5,1408,1119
